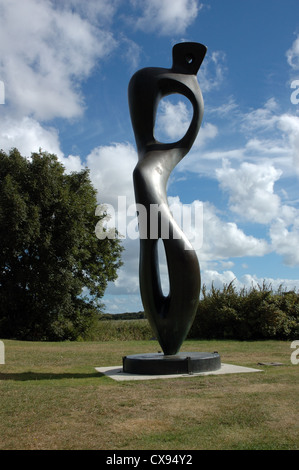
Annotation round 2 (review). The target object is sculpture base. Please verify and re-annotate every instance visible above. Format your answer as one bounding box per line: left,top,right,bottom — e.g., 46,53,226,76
122,352,221,375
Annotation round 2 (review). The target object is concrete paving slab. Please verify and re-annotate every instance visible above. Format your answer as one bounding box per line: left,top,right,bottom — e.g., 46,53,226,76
95,363,263,381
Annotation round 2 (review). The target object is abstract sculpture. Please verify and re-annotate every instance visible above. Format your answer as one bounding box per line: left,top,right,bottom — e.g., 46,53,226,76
123,42,221,374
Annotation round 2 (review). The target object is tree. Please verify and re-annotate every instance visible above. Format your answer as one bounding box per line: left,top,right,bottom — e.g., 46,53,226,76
0,149,123,340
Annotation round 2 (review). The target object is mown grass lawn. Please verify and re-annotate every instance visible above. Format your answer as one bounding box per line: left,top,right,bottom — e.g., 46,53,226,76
0,339,298,450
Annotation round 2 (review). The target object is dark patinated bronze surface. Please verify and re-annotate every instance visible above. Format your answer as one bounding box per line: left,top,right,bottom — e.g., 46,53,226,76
123,352,221,375
128,43,207,357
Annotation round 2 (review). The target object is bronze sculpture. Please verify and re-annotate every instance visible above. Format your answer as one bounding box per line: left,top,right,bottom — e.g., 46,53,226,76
123,42,221,374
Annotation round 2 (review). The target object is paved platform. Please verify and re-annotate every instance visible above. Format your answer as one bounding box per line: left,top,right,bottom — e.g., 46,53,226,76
95,363,262,381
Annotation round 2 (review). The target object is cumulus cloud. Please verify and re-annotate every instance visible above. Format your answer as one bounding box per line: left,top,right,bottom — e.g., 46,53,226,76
178,93,299,179
200,201,269,260
86,142,140,301
277,114,299,174
201,269,237,289
216,161,282,224
0,115,85,173
214,159,299,267
108,239,140,293
155,98,218,147
185,267,299,295
0,0,116,121
155,98,192,142
239,274,299,292
131,0,200,35
270,217,299,266
237,99,299,175
87,142,137,207
0,116,62,158
202,271,299,293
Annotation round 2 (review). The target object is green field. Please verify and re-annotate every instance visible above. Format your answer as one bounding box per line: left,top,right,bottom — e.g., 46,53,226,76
0,339,298,450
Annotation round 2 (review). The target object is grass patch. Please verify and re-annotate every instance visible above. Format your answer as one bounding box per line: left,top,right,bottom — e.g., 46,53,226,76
0,339,298,450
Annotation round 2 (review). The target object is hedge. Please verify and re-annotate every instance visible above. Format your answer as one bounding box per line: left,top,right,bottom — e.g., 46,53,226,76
188,281,299,340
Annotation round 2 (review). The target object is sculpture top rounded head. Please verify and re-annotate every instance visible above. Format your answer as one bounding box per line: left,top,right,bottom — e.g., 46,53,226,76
128,41,207,157
171,42,207,75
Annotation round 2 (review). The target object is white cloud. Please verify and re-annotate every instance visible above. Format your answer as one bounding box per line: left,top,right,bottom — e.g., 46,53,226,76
119,36,143,71
277,114,299,174
200,271,299,293
245,137,289,157
200,202,269,260
0,116,62,157
286,35,299,70
201,269,237,289
207,97,239,117
178,97,299,178
88,142,140,300
155,98,218,147
110,241,140,293
62,0,118,26
239,98,299,175
216,161,282,224
0,0,122,178
270,217,299,267
241,98,279,133
198,51,227,92
87,142,137,207
239,274,299,292
131,0,200,35
195,122,218,147
59,154,85,174
0,115,84,173
155,99,192,142
0,0,116,120
214,159,299,267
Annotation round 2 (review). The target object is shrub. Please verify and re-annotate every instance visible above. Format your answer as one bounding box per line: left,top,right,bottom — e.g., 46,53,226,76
189,281,299,340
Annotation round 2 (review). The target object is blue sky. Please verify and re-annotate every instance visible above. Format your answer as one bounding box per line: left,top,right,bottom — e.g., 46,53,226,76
1,0,299,313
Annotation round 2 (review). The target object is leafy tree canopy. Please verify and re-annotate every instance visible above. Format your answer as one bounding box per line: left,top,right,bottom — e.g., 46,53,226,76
0,148,123,340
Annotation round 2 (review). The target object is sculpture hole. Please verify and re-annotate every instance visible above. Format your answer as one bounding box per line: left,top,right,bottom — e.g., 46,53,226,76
155,94,193,143
185,54,194,64
157,239,170,297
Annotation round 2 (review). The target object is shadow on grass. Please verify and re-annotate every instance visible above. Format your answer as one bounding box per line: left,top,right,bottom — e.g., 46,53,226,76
0,371,103,381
